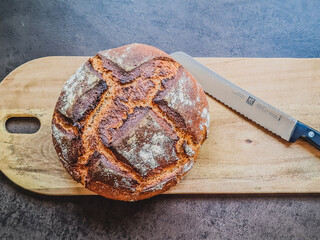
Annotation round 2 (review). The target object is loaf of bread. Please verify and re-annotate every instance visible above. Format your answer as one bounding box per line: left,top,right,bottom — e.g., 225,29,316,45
52,43,210,201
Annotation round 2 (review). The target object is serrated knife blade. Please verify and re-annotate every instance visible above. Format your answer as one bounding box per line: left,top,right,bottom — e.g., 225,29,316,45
170,52,320,150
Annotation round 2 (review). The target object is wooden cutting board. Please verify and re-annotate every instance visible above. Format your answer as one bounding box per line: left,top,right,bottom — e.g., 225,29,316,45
1,57,320,196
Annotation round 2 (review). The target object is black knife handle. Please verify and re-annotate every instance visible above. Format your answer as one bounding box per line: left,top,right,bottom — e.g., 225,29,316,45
290,121,320,150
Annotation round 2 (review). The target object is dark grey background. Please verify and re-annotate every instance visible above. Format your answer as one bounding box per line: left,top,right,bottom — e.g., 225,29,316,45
1,0,320,239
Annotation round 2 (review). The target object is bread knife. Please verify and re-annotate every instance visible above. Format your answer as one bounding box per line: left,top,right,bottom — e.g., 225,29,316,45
170,52,320,150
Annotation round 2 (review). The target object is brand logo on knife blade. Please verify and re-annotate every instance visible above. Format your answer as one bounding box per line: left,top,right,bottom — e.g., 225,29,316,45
246,96,256,106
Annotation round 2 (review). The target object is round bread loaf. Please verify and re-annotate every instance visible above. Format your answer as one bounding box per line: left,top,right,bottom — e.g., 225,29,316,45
52,43,210,201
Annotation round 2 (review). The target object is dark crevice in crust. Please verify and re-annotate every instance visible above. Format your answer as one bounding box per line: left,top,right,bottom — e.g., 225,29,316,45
69,61,108,124
85,151,139,191
98,54,176,84
153,101,187,131
153,66,187,132
55,60,108,125
158,66,184,93
72,81,108,122
86,60,103,78
100,106,150,147
52,119,84,167
54,110,77,131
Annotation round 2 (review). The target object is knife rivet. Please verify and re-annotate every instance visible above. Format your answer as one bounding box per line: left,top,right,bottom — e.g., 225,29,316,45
308,131,315,138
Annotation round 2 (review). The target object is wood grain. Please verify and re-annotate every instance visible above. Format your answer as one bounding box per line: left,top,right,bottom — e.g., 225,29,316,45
0,57,319,195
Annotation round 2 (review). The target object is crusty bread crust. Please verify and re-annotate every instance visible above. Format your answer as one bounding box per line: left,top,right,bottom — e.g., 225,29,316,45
52,43,210,201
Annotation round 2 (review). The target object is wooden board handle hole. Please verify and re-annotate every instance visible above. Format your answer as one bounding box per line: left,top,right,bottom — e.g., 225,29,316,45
5,116,41,134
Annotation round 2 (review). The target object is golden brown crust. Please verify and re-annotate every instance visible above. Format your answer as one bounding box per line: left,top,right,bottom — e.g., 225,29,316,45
52,43,210,201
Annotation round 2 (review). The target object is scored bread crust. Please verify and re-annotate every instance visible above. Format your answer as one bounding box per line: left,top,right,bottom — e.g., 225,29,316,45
52,43,210,201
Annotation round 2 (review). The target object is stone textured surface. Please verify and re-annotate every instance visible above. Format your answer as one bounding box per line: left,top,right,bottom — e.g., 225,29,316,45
1,0,320,239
